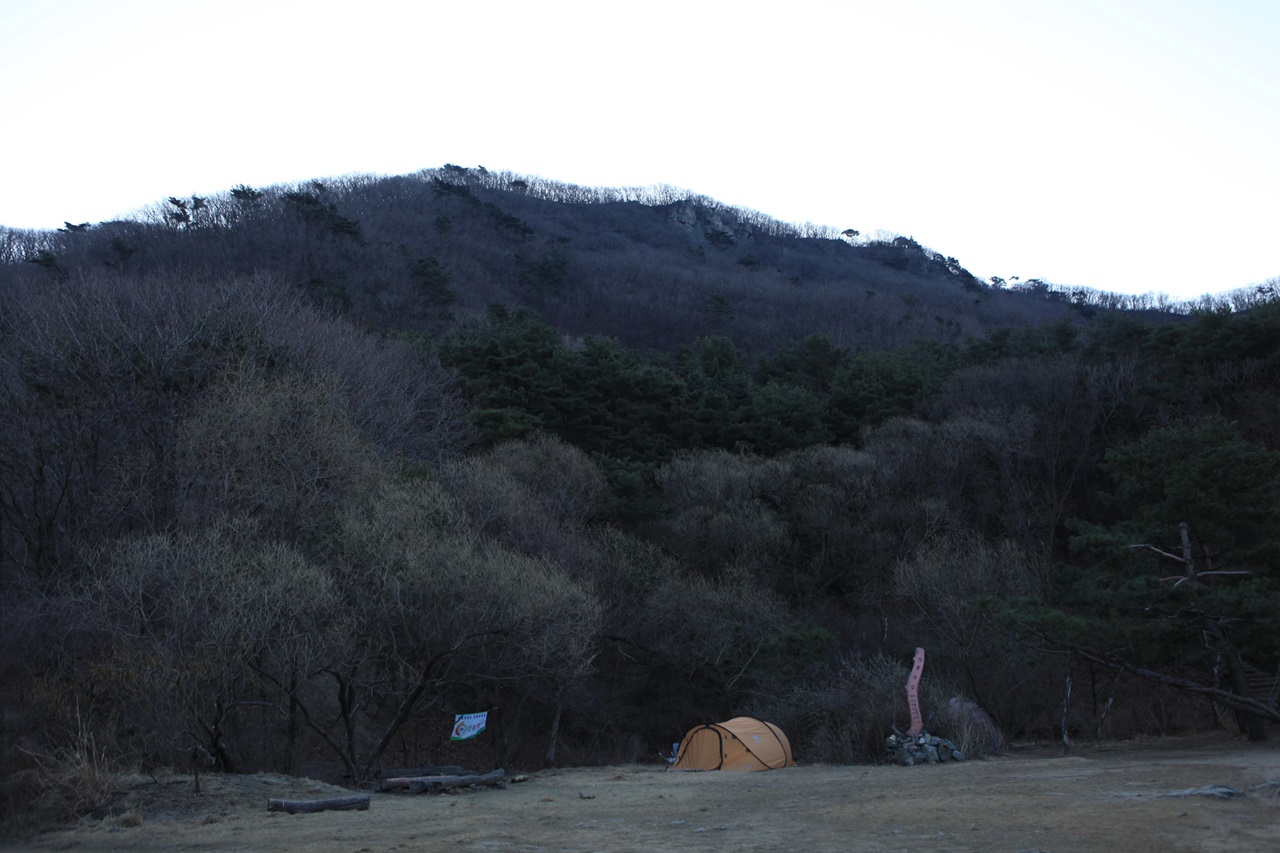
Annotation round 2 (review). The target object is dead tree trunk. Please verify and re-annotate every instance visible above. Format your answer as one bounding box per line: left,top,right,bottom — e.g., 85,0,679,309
1131,521,1266,742
1215,642,1267,742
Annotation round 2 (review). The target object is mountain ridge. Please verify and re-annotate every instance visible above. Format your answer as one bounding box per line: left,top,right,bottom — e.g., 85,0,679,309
4,165,1205,356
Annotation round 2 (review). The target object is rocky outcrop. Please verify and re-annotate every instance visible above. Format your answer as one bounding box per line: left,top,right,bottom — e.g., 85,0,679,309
666,200,753,246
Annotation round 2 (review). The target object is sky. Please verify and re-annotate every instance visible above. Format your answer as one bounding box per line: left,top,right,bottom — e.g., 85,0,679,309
2,0,1278,300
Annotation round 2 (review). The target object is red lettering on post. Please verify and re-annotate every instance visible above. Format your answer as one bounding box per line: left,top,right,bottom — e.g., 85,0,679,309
906,647,925,736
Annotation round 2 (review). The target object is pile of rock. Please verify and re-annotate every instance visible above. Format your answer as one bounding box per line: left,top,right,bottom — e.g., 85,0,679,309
884,731,967,766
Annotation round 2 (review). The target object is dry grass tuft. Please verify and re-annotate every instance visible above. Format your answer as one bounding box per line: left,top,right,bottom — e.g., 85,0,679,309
116,807,144,827
4,715,121,832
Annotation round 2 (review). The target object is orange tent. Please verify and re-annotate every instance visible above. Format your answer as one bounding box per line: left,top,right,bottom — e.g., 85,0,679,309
672,716,794,771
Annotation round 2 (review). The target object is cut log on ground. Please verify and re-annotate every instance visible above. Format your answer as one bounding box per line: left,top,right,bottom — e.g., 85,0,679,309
267,794,371,814
380,769,507,793
381,765,469,779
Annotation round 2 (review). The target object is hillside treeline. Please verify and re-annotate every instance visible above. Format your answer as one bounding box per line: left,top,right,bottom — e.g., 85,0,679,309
1,166,1114,358
1,172,1278,823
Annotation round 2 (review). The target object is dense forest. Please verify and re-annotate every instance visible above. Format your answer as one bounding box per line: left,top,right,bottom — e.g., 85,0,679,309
1,166,1277,823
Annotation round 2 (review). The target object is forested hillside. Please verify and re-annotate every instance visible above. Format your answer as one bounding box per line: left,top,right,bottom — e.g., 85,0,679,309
2,165,1154,353
1,167,1277,824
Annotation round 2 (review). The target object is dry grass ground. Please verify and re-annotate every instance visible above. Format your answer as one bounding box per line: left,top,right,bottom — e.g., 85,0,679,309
6,732,1278,852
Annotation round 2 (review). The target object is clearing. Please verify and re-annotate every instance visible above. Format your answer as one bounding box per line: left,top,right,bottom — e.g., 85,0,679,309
9,733,1279,852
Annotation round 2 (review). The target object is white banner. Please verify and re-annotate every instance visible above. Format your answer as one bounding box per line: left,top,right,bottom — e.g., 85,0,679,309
451,711,488,741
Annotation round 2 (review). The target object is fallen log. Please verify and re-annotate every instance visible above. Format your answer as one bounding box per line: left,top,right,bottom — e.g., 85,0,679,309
380,769,506,793
382,765,469,779
267,794,370,814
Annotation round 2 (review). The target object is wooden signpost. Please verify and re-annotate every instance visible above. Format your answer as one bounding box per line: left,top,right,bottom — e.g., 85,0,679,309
906,647,926,736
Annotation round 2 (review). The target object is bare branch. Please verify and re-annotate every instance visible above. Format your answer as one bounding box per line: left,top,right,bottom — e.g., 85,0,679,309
1128,543,1184,563
1023,627,1280,724
1161,570,1253,587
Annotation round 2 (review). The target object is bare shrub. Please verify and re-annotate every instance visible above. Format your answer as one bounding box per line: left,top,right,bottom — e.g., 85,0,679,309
654,450,791,576
438,437,611,570
296,478,606,781
6,713,120,830
642,569,789,698
752,653,958,764
74,522,338,770
893,528,1043,652
177,363,382,544
890,528,1046,737
0,270,468,585
482,433,610,526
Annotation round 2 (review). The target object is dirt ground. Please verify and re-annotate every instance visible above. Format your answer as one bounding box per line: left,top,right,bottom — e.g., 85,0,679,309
8,733,1279,852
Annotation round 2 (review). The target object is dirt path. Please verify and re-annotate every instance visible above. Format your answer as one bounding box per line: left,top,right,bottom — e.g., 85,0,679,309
10,735,1279,852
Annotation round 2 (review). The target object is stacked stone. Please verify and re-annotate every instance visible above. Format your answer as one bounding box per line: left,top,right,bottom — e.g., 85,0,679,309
884,731,967,766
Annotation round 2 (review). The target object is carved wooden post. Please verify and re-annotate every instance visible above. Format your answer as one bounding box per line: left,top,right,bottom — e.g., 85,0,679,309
906,647,926,736
1061,662,1073,756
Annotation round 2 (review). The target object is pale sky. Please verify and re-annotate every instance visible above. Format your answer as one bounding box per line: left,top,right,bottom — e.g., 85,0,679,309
2,0,1277,299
